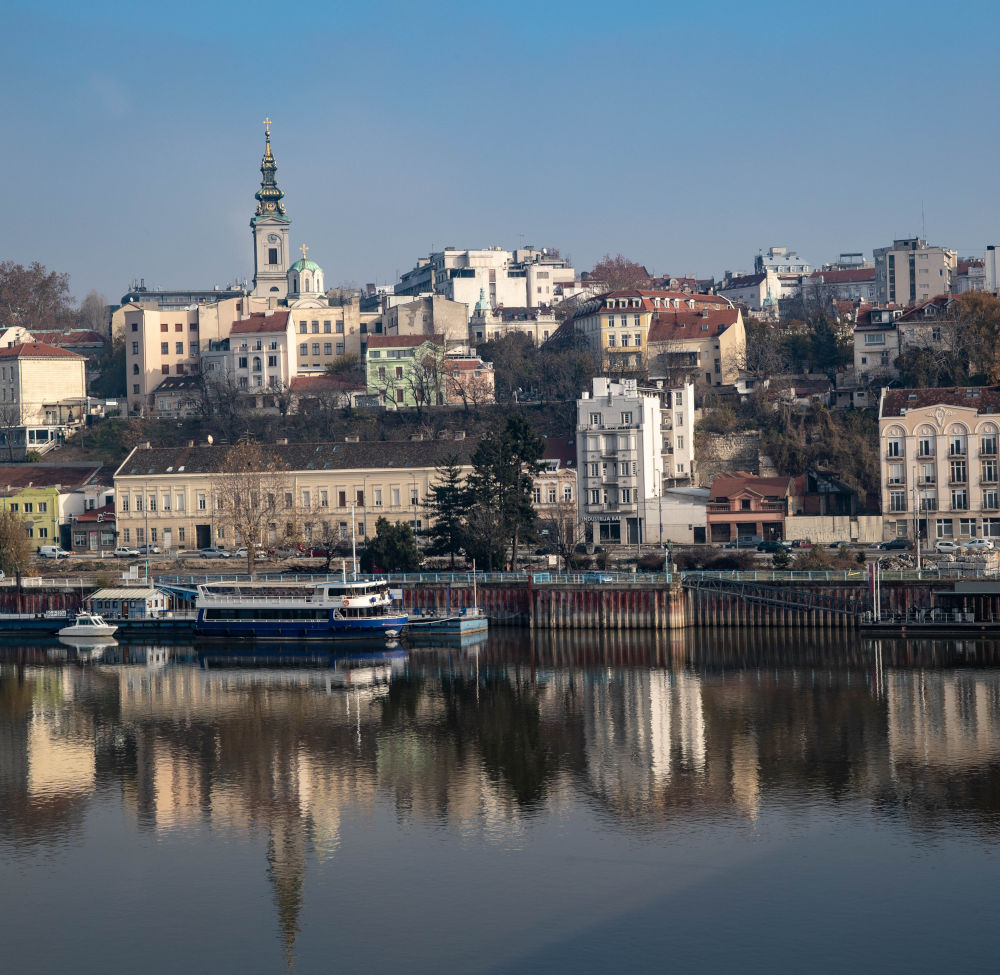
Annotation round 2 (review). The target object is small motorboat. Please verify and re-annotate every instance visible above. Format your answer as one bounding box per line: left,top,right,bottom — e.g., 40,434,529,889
58,613,118,638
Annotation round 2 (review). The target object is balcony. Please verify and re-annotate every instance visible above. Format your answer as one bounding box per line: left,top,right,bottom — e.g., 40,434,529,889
949,447,967,458
981,444,997,457
706,500,786,514
917,476,935,485
948,476,967,486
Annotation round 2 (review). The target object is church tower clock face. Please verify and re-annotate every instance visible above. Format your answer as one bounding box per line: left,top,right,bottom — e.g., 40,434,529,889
268,234,279,243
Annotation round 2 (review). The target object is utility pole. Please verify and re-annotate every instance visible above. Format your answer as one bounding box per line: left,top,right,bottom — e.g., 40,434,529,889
349,500,357,579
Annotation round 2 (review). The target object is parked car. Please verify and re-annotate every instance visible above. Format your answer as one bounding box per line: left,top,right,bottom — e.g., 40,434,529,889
879,538,912,551
757,540,787,553
964,538,996,552
828,541,852,549
198,547,232,559
725,536,763,549
37,546,71,559
233,547,268,560
137,544,161,555
790,539,813,549
114,546,140,558
934,540,962,554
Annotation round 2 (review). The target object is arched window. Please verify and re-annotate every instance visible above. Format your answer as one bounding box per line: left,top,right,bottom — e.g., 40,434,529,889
303,275,311,292
917,424,934,457
269,287,279,293
981,423,998,456
252,357,262,372
886,425,905,458
949,423,968,456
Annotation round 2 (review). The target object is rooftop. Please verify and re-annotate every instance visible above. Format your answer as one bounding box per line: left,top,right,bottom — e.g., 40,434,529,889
367,333,445,349
647,308,741,342
882,386,1000,416
0,463,103,492
114,439,479,478
0,341,86,360
230,313,290,334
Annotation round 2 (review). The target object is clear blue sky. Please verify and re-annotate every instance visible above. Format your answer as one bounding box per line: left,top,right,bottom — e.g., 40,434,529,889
3,0,999,303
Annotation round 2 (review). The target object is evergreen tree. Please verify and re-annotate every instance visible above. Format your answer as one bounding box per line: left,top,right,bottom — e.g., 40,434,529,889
360,517,421,573
425,457,468,567
464,415,543,569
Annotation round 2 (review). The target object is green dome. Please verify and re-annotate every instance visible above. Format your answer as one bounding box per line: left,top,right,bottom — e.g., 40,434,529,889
290,258,321,272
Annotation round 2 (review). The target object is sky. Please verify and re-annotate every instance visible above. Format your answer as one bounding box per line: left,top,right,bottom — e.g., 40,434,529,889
3,0,1000,304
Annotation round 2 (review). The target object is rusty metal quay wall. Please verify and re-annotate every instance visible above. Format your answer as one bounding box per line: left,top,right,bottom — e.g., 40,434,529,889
400,574,976,631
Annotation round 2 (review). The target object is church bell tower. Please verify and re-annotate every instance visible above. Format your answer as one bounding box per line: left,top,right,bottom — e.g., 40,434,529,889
251,117,291,300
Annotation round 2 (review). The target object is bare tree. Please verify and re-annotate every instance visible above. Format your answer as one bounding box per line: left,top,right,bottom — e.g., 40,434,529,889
0,508,32,589
215,439,296,577
446,361,495,416
405,347,445,418
0,401,21,462
589,254,651,291
77,290,109,336
0,261,74,331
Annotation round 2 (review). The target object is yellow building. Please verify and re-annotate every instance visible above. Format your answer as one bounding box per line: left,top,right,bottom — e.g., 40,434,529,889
0,463,106,550
114,439,477,551
568,289,738,373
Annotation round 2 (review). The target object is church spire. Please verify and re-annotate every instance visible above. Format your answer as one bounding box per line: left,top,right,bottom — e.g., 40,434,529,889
254,116,286,218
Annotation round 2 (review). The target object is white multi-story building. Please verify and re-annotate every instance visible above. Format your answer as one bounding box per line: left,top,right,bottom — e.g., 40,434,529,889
395,246,576,311
874,238,958,306
576,378,697,545
200,311,298,392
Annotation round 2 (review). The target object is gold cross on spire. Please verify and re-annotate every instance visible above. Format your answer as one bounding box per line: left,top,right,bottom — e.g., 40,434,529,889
299,243,309,260
263,116,272,137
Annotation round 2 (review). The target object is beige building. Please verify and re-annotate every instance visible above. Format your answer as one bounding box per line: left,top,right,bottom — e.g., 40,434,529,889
469,292,559,346
381,294,468,347
201,311,298,392
0,341,88,454
879,386,1000,543
874,238,958,306
569,289,740,376
646,304,745,389
114,439,477,551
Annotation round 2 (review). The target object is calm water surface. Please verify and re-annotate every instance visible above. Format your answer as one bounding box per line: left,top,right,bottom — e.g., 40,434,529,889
2,629,1000,974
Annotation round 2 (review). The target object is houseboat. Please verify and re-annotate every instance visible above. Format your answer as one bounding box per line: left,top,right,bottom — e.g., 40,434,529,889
193,579,408,640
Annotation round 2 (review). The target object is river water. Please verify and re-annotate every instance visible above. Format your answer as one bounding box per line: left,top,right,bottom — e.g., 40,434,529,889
2,629,999,974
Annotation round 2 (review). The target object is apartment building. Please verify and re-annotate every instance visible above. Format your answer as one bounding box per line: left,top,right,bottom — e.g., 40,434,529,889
201,311,298,391
645,304,745,390
854,308,903,379
395,246,576,309
114,439,477,551
576,378,664,545
874,238,957,306
469,294,559,346
569,289,739,374
879,386,1000,543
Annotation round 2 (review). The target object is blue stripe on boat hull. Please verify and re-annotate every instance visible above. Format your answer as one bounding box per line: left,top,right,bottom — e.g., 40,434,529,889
194,614,408,640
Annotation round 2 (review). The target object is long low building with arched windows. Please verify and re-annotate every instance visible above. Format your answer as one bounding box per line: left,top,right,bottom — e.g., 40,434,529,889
879,386,1000,544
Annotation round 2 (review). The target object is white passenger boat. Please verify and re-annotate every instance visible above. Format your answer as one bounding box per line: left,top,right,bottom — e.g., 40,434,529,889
194,579,408,640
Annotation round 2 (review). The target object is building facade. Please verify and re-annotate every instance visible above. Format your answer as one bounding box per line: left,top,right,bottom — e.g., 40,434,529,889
873,238,958,306
645,305,745,390
576,378,664,545
706,474,793,543
113,440,477,552
879,386,1000,543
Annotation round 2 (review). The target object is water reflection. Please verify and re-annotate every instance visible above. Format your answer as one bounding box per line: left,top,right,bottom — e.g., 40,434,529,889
3,629,1000,969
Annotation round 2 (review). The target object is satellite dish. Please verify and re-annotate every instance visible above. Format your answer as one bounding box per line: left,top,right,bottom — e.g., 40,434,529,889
207,434,214,444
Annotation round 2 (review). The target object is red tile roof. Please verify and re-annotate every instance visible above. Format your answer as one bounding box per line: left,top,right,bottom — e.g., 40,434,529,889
881,386,1000,417
32,330,106,346
75,503,116,523
290,375,365,394
647,308,740,342
230,313,290,334
541,437,576,468
0,341,85,360
708,473,794,500
957,259,985,275
0,464,103,491
367,333,444,349
807,268,876,284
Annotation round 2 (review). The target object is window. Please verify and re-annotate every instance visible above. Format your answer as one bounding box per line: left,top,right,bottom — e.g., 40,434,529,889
590,489,600,505
320,490,328,507
564,486,573,501
336,343,344,355
176,494,185,511
338,491,346,507
324,343,332,355
312,343,320,356
268,355,277,367
608,316,615,327
299,343,308,355
395,366,403,379
190,342,199,355
148,495,156,512
864,333,886,345
238,356,248,369
960,518,977,537
132,342,139,355
374,489,383,507
336,321,344,334
300,323,307,334
175,342,183,354
621,334,630,347
161,342,169,355
634,334,641,346
134,496,142,512
120,497,129,513
312,321,319,333
132,322,138,332
533,487,541,503
952,488,968,510
619,462,628,476
23,502,32,513
887,437,903,458
949,426,968,456
607,334,615,348
198,493,206,510
889,491,907,512
982,431,998,455
621,488,631,503
396,389,404,404
950,460,967,483
621,412,632,425
123,529,130,542
888,463,904,485
391,488,400,506
548,488,557,504
268,247,278,265
284,492,293,509
160,323,168,333
936,519,953,539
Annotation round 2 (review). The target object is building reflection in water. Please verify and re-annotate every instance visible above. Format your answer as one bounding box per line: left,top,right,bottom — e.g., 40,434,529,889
4,629,1000,966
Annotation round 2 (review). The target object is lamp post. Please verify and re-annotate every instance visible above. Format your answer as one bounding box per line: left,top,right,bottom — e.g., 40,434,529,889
349,500,357,579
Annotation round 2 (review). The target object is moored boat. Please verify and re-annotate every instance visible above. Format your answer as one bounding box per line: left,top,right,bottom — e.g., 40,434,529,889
193,579,408,640
58,613,118,637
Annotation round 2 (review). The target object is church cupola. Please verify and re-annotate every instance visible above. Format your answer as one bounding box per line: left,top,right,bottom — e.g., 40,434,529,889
288,244,324,297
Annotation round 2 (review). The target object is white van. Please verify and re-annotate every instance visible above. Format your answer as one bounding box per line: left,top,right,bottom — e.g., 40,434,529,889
38,545,71,559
